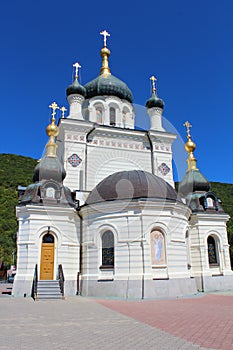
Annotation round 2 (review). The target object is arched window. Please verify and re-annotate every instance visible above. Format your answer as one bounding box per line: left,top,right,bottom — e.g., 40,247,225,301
43,233,54,244
208,236,218,265
96,106,103,124
110,107,116,126
46,187,55,198
150,230,166,266
206,197,214,207
101,231,114,268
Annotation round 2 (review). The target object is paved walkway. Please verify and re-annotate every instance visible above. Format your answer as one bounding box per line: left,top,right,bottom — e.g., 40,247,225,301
0,292,232,350
98,293,233,350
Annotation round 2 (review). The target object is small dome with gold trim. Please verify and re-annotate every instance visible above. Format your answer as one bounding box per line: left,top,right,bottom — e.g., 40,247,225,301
146,76,164,109
66,79,86,97
146,91,164,109
66,62,86,97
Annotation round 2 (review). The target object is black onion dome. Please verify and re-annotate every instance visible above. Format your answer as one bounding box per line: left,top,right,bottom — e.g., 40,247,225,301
33,156,66,183
84,74,133,103
66,79,86,97
86,170,180,204
146,92,164,109
179,169,210,197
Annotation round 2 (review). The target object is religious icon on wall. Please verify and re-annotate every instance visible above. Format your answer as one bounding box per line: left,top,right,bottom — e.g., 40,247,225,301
150,230,166,266
96,108,103,124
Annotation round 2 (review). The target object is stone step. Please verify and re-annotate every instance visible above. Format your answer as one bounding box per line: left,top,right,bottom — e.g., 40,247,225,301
36,280,63,300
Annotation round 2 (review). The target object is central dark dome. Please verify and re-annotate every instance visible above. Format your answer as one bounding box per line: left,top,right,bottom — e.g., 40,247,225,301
86,170,180,204
84,74,133,103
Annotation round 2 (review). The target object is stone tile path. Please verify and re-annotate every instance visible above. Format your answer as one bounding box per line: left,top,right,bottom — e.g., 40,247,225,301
98,293,233,350
0,296,215,350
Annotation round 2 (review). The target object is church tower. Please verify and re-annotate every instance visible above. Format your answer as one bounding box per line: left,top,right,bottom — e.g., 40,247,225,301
56,31,178,206
13,104,80,297
179,122,232,292
146,76,177,187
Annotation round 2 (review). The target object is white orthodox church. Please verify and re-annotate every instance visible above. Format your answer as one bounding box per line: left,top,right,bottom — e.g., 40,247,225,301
13,31,233,299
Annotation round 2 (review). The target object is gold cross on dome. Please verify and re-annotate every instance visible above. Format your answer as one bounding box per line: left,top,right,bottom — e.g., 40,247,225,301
150,75,157,92
183,121,192,137
60,106,67,118
100,30,110,47
73,62,81,78
49,102,59,119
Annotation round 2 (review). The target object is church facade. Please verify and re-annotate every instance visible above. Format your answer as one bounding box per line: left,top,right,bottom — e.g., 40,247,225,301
13,32,233,299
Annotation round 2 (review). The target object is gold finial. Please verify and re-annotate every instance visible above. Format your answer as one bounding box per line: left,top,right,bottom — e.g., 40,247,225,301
150,76,157,93
60,106,67,118
183,120,198,171
100,30,111,76
100,30,110,47
73,62,81,80
46,102,60,157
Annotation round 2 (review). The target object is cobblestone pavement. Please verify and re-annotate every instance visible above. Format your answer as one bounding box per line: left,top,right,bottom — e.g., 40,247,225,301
0,295,216,350
98,293,233,350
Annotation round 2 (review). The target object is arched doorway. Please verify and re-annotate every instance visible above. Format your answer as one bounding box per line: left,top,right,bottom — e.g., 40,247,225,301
40,232,55,280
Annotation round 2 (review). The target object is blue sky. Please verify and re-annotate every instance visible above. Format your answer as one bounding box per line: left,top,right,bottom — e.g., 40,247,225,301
0,0,232,183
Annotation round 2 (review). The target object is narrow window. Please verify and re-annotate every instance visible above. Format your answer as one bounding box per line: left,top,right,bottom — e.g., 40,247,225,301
110,107,116,126
101,231,114,268
208,236,218,265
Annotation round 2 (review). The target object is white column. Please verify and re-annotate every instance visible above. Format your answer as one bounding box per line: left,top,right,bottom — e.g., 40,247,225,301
67,95,84,120
148,107,164,131
104,106,110,125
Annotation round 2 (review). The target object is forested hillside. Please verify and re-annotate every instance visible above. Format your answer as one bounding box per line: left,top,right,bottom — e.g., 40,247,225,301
0,154,37,265
211,182,233,259
0,153,232,267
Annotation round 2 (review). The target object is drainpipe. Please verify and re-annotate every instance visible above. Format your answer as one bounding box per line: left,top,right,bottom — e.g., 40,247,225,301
196,215,204,292
146,132,155,175
85,124,96,190
126,241,130,300
77,210,83,295
140,214,145,299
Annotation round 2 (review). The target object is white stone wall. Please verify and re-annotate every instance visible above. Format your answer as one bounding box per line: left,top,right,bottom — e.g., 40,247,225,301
189,212,233,291
57,117,177,195
13,205,80,297
79,199,196,298
148,130,177,188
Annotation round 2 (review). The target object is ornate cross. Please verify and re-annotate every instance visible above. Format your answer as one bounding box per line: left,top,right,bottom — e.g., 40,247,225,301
150,75,157,92
73,62,81,78
60,106,67,118
184,121,192,137
49,102,59,119
100,30,110,47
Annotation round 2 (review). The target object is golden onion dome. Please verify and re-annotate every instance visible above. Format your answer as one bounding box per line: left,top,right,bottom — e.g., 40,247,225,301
46,117,59,137
184,138,196,153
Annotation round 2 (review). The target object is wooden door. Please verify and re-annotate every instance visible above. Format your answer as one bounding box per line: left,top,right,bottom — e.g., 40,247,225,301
40,242,55,280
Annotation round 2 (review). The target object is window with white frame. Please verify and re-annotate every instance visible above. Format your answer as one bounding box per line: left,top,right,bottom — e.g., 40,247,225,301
101,231,114,268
